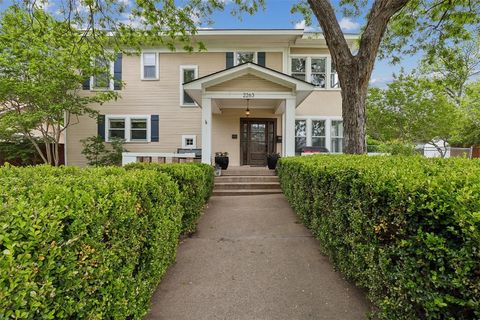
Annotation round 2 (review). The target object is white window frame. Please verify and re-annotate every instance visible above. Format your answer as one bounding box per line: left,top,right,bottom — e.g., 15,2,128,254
180,65,199,107
294,116,343,153
181,135,197,149
141,52,159,80
330,120,344,153
234,51,257,66
90,59,114,91
105,115,151,143
289,54,339,90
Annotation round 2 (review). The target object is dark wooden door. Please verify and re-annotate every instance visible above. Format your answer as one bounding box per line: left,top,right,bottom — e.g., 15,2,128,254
240,119,276,166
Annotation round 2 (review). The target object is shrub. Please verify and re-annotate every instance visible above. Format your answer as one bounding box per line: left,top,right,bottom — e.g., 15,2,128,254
125,162,214,234
278,155,480,319
81,136,127,166
0,165,182,319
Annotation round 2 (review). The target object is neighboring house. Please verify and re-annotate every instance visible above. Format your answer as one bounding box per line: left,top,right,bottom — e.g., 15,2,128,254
66,29,357,166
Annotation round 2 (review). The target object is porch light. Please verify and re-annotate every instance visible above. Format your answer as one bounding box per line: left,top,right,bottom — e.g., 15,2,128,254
245,99,251,117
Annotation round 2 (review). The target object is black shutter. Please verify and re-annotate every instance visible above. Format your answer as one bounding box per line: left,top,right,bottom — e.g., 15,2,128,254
113,53,122,90
82,77,90,90
226,52,234,69
97,115,106,141
257,52,266,67
151,115,159,142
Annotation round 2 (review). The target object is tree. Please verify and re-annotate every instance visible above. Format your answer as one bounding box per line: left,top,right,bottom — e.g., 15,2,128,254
9,0,480,154
366,73,462,157
0,7,116,166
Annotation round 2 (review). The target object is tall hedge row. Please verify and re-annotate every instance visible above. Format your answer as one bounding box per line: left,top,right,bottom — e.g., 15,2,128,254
125,163,214,233
278,155,480,319
0,163,213,319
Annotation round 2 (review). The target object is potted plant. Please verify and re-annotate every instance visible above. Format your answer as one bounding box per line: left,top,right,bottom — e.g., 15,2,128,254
214,152,229,170
266,152,280,170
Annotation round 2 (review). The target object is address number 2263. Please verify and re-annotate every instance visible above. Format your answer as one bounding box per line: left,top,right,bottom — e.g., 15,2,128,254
243,92,255,99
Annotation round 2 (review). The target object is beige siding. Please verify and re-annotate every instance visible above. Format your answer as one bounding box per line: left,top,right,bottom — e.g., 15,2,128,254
296,91,342,116
266,52,283,72
212,109,282,166
290,47,331,55
207,74,292,92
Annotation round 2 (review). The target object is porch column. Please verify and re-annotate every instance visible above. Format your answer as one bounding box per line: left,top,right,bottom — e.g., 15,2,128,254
284,98,296,157
201,97,212,164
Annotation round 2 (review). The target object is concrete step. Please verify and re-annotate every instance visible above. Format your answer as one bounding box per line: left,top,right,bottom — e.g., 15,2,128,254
212,189,283,196
214,182,280,190
221,169,276,176
215,175,279,183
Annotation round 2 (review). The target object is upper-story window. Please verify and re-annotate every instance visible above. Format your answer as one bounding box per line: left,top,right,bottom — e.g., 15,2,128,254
331,60,339,88
142,52,158,80
92,57,113,90
236,51,256,65
180,65,198,106
290,56,339,89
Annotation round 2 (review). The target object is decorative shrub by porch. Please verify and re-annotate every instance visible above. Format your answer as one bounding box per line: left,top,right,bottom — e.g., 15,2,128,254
278,155,480,319
0,165,186,319
125,163,214,233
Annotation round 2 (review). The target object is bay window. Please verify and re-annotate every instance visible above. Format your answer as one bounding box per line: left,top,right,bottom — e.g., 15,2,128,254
331,120,344,153
295,120,307,154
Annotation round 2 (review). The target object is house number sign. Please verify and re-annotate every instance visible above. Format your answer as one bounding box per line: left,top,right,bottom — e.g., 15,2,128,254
243,92,255,98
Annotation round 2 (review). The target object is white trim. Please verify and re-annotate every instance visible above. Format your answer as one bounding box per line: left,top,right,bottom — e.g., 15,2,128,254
180,65,199,107
141,52,159,80
201,98,212,164
105,114,151,143
181,135,197,149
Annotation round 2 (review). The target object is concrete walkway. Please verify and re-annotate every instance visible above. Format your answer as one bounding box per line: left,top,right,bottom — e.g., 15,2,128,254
145,194,369,320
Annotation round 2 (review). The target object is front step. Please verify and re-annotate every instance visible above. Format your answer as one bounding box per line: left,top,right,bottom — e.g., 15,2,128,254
215,175,279,183
212,189,283,196
213,167,281,196
215,182,280,190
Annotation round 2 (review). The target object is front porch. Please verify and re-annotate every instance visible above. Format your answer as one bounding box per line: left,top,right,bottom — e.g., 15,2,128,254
184,62,315,165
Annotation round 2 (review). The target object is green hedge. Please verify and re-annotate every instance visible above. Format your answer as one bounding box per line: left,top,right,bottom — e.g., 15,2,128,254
0,165,183,319
278,155,480,319
125,163,214,234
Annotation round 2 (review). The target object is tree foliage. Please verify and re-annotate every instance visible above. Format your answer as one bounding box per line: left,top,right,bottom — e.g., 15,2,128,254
0,7,116,166
81,136,127,166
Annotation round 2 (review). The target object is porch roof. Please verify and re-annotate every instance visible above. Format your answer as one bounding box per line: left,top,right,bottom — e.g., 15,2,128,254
183,62,316,107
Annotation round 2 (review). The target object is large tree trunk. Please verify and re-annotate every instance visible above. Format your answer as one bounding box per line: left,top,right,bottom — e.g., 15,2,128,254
308,0,410,154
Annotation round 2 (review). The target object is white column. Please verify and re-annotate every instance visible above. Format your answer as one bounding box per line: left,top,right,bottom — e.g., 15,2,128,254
201,97,212,164
325,119,332,152
285,98,296,157
281,112,286,156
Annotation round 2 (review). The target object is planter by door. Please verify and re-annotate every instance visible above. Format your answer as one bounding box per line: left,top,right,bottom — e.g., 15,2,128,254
215,156,229,170
267,154,280,170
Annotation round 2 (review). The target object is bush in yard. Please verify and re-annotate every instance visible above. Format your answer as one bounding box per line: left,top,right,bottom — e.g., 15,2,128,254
0,165,183,319
278,155,480,320
125,162,214,234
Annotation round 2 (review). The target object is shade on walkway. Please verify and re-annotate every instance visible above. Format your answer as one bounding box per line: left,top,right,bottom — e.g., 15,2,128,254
145,194,369,320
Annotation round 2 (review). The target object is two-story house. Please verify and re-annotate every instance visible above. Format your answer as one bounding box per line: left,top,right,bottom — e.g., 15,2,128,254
66,29,357,166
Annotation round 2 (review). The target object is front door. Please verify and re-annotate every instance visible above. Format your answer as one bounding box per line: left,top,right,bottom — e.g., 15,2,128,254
240,118,276,166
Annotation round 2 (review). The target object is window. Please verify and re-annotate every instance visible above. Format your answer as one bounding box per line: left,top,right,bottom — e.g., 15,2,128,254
92,57,112,90
180,66,198,106
106,115,150,142
331,120,344,153
236,52,255,65
291,58,306,81
108,118,126,140
311,58,326,88
331,60,339,88
142,52,158,80
130,118,148,141
311,120,326,148
295,120,307,155
182,135,197,148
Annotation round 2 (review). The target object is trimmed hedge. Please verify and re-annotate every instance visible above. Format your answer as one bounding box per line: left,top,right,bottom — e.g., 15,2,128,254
0,163,212,319
125,163,214,233
278,155,480,319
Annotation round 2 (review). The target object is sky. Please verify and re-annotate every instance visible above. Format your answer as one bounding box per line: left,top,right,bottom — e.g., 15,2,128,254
0,0,419,87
